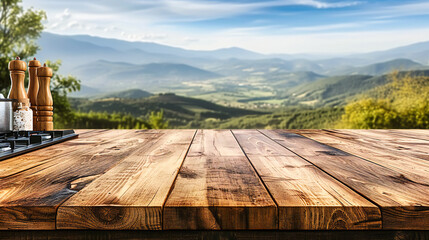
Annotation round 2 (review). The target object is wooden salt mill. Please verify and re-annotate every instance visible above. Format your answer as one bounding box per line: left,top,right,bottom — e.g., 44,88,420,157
27,57,41,130
8,57,29,110
36,64,54,131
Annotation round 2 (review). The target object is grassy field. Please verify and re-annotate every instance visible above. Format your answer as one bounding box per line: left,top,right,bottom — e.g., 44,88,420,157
157,76,279,108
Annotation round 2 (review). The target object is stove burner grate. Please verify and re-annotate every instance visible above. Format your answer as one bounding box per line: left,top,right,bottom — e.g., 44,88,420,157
0,130,78,161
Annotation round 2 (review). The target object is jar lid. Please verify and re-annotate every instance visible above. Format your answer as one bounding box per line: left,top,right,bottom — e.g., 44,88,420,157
0,94,17,102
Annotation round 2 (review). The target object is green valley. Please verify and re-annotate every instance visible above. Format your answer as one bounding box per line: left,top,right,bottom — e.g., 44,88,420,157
64,69,429,129
69,92,263,128
26,33,429,130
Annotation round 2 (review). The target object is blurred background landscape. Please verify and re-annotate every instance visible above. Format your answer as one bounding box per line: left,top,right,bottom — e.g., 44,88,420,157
1,0,428,129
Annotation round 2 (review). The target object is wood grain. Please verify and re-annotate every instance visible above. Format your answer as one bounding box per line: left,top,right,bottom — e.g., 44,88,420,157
289,130,429,180
186,128,244,157
388,129,429,141
0,129,155,230
262,129,429,230
163,130,277,230
56,129,196,230
335,129,429,161
232,129,381,230
2,230,429,240
1,129,427,231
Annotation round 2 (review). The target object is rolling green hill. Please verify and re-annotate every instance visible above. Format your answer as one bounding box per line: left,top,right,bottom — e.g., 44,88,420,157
281,70,429,107
283,75,376,106
195,107,344,129
70,93,262,127
94,89,153,99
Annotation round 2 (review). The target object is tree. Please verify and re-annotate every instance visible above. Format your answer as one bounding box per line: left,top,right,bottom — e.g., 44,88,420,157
339,71,429,129
339,98,400,129
0,0,46,94
148,110,169,129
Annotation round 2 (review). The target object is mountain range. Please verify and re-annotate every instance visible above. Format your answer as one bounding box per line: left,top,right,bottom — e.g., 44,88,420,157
332,59,427,76
72,60,221,92
36,32,429,101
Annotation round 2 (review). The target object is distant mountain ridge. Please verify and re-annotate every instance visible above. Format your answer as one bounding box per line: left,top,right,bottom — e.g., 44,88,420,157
334,59,426,76
37,33,205,73
67,34,265,60
350,41,429,65
72,60,222,91
38,32,429,73
36,32,429,100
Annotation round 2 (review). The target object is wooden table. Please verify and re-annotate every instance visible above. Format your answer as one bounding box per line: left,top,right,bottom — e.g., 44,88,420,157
0,129,428,238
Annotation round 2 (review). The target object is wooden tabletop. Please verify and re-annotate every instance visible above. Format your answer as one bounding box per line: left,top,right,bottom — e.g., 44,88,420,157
0,129,428,230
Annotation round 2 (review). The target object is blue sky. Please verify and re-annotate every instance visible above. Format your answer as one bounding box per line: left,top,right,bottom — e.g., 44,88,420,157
22,0,429,54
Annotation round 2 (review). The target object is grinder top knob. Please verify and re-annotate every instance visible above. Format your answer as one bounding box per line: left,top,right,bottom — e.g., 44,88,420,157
29,57,41,67
8,56,27,71
37,63,53,77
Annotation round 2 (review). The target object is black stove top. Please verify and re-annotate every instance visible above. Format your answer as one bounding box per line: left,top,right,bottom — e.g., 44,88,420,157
0,130,78,161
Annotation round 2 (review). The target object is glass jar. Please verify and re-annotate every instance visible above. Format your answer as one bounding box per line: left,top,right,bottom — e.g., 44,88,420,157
13,102,33,131
0,94,14,132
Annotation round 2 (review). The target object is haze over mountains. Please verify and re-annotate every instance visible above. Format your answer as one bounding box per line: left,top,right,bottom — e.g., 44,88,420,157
37,32,429,103
72,60,221,92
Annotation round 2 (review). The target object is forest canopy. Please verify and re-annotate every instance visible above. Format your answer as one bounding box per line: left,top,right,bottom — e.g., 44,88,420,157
339,71,429,129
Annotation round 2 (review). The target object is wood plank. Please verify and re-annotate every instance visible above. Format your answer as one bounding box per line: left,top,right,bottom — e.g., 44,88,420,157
56,129,196,230
331,129,429,161
232,129,381,230
339,129,429,143
186,129,244,157
261,129,429,230
2,230,429,240
163,130,277,230
0,129,157,230
289,130,429,181
388,129,429,141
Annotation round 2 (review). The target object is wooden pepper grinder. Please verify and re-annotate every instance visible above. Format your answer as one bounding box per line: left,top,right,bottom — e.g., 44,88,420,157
8,57,29,110
27,57,41,130
36,63,54,131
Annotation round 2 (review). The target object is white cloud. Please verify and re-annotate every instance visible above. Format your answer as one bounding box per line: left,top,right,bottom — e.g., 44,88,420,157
24,0,363,24
134,0,362,22
21,0,429,54
220,26,279,36
23,0,364,32
289,20,391,32
283,0,361,9
66,21,79,29
291,23,362,31
56,8,71,21
341,1,429,19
